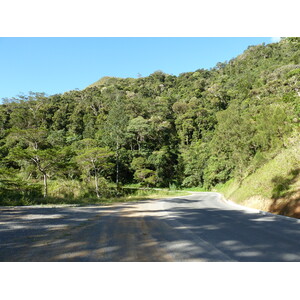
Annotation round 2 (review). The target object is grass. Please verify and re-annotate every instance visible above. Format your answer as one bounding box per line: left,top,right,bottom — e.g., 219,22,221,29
0,184,190,207
181,186,207,192
122,183,142,189
215,141,300,217
95,189,191,205
219,146,300,202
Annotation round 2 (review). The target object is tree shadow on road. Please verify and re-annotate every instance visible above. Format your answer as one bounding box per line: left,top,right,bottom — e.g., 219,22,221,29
1,199,300,262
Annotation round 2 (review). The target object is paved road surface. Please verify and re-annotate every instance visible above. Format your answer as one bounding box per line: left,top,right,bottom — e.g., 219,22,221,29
1,192,300,261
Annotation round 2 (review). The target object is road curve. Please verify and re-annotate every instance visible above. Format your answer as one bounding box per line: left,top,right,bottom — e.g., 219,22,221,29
1,192,300,262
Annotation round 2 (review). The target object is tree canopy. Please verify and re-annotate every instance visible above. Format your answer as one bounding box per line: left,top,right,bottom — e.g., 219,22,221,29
1,38,300,202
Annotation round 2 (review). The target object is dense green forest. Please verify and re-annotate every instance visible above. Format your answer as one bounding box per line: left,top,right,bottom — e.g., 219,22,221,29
1,37,300,211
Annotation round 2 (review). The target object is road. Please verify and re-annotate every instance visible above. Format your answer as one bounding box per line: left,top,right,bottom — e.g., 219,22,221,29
1,192,300,261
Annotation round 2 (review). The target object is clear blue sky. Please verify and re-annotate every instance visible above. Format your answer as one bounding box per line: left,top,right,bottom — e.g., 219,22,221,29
0,37,278,100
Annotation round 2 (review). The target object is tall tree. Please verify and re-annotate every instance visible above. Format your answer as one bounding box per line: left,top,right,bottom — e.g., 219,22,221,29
101,99,129,186
75,147,113,198
9,147,61,197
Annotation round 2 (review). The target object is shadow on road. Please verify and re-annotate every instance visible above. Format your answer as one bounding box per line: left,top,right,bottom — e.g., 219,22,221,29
1,199,300,262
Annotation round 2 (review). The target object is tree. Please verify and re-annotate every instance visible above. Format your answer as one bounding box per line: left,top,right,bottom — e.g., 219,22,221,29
1,38,300,200
9,128,48,150
75,147,113,198
101,100,129,186
9,147,61,197
127,116,151,152
148,146,177,187
7,128,60,197
130,157,157,187
181,141,209,187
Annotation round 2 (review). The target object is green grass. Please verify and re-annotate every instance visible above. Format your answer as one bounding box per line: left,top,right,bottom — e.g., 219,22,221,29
0,184,190,206
215,141,300,209
96,189,190,205
122,183,142,189
181,186,207,192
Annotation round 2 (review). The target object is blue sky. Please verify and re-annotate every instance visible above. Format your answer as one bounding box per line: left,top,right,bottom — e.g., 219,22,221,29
0,37,278,100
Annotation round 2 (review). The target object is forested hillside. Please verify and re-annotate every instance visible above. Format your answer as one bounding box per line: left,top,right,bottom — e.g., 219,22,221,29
1,37,300,215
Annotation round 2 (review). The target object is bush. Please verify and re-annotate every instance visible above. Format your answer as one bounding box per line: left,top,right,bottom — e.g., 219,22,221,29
0,179,42,205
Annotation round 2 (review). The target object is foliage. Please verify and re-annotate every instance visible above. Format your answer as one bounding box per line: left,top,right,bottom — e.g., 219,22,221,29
75,144,114,197
1,38,300,204
0,178,42,205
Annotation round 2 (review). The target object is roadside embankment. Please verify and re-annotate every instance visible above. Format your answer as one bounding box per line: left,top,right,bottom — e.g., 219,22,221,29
215,141,300,219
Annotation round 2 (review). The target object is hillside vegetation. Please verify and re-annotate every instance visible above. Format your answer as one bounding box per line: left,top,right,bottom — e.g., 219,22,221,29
0,37,300,216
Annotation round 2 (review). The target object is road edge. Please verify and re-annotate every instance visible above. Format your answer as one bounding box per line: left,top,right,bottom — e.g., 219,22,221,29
216,192,300,224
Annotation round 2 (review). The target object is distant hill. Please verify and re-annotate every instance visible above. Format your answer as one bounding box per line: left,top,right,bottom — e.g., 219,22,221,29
87,76,123,88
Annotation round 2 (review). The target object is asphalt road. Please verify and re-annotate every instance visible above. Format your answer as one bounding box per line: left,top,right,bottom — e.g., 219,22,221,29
1,192,300,261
